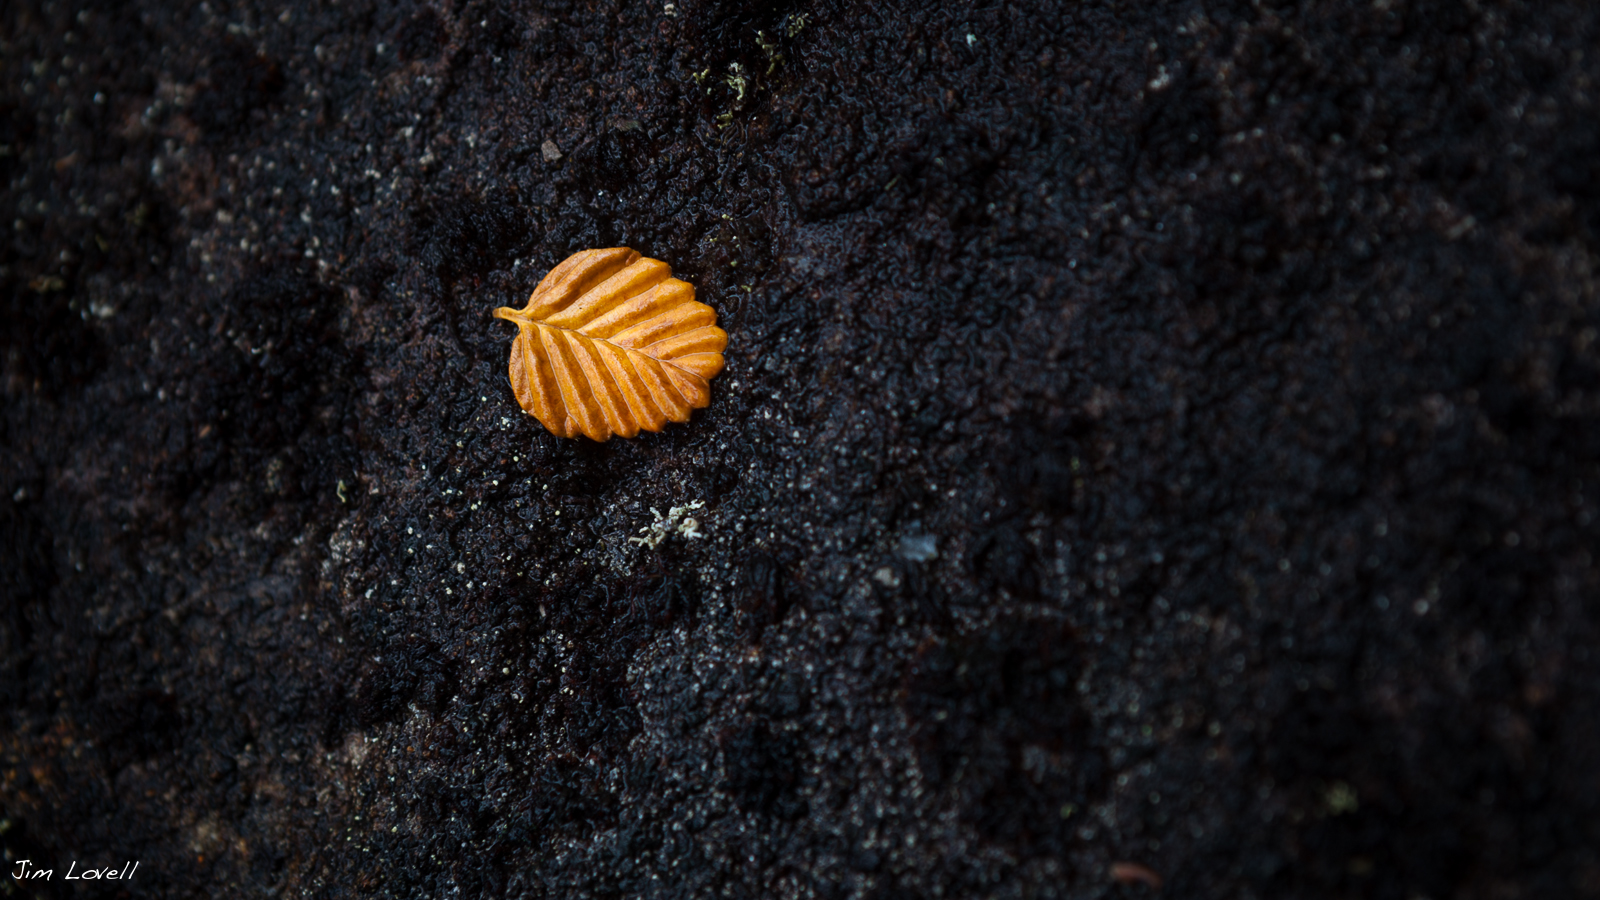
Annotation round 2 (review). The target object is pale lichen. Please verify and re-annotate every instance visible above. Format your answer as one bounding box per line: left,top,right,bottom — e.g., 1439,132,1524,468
628,500,706,549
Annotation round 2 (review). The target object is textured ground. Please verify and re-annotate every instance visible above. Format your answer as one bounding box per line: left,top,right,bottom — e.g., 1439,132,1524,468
4,0,1600,897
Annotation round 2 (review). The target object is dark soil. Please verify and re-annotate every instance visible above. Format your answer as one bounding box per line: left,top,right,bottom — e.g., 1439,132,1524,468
4,0,1600,897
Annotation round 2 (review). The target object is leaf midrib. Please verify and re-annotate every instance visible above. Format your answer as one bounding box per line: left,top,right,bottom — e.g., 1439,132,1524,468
505,312,697,377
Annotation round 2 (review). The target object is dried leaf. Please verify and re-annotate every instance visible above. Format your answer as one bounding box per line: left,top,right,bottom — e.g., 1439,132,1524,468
493,248,727,441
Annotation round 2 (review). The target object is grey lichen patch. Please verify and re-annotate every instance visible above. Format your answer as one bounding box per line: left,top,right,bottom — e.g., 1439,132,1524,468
629,500,706,549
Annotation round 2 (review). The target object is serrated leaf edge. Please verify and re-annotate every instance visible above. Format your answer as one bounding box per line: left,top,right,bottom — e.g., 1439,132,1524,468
493,249,726,441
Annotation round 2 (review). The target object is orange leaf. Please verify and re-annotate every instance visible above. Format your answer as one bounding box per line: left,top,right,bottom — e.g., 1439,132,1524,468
493,248,726,441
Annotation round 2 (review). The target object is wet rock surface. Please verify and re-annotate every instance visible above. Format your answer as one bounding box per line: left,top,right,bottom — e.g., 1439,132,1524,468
4,0,1600,897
